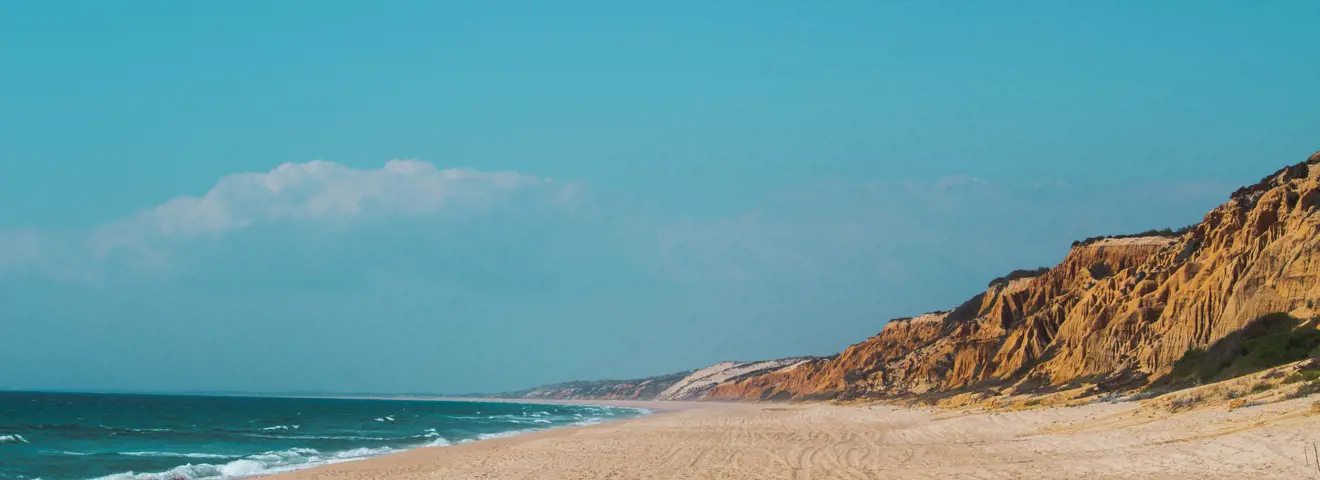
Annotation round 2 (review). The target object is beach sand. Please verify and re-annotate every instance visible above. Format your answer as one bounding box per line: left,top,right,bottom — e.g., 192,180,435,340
266,397,1320,479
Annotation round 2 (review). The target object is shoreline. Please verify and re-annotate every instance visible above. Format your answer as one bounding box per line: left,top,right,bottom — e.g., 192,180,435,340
256,398,705,479
401,396,712,413
248,398,697,479
260,400,731,480
261,395,1320,479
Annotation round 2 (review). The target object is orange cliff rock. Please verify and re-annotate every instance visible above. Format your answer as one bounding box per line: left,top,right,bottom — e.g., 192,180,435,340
709,152,1320,402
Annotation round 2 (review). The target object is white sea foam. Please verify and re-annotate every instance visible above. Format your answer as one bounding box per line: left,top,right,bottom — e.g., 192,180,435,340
120,452,237,460
240,433,388,441
331,446,396,459
373,416,395,422
240,447,320,465
417,428,451,446
0,434,28,444
258,425,299,431
474,428,540,441
88,445,393,480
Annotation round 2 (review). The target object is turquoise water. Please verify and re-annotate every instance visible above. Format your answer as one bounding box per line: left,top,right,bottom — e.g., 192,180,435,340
0,392,646,480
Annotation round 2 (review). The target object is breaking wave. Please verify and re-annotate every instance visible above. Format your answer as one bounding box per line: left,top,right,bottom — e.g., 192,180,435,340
89,446,395,480
258,425,299,431
120,452,239,460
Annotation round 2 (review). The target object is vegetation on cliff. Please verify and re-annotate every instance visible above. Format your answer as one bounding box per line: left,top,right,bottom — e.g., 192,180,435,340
1070,225,1195,248
1161,313,1320,387
986,267,1050,289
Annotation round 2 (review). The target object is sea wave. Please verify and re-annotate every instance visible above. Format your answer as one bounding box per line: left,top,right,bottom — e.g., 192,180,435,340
258,425,299,431
239,433,389,441
417,429,451,446
120,452,238,460
471,428,540,442
15,425,174,435
0,434,29,444
88,446,395,480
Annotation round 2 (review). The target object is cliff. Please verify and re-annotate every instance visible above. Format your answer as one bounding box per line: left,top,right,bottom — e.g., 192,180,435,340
708,152,1320,402
493,358,815,401
490,370,693,400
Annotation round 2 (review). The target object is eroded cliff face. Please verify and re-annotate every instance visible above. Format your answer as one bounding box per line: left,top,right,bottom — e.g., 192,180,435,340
710,153,1320,402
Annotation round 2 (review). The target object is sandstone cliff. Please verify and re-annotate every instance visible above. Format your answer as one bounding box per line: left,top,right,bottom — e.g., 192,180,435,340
655,358,814,400
708,152,1320,402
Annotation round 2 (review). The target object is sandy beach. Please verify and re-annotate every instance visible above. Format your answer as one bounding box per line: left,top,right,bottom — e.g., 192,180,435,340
264,395,1320,479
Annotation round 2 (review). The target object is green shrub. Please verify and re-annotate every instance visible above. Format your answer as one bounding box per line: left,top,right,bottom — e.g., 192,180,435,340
1288,381,1320,399
1285,369,1320,383
1228,325,1320,376
1250,382,1272,393
1167,347,1225,385
1071,225,1194,248
1163,313,1320,386
987,267,1051,289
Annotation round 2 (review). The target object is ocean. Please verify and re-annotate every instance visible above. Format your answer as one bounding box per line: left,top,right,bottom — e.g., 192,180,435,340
0,391,647,480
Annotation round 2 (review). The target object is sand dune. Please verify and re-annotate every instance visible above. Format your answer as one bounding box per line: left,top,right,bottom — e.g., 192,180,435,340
266,396,1320,479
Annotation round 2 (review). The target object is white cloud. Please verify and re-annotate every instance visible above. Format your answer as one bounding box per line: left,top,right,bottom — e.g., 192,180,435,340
124,160,559,236
0,160,574,282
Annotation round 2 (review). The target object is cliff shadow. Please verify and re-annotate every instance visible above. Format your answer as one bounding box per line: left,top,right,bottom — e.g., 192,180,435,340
1152,312,1320,388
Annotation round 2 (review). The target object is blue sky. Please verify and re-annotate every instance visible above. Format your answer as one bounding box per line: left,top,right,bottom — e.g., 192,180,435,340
0,2,1317,394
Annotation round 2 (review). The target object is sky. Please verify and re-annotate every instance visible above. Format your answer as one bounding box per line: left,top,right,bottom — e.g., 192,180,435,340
0,1,1317,394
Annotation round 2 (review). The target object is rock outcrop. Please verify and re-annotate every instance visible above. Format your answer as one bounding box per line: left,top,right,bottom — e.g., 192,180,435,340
708,152,1320,402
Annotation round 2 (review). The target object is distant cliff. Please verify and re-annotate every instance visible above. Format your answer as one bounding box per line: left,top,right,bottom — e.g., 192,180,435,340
492,358,814,401
490,370,692,401
500,152,1320,405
